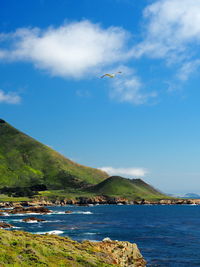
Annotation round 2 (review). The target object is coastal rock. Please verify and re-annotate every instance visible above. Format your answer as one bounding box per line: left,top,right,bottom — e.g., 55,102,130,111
65,210,73,214
9,206,51,214
102,237,112,242
89,239,146,267
22,217,46,223
13,203,23,208
76,196,129,205
0,222,13,228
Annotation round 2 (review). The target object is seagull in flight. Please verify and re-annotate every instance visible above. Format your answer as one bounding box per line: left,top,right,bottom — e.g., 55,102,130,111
100,71,122,79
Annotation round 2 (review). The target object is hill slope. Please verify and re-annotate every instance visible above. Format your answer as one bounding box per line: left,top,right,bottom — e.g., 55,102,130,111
88,176,166,200
0,120,108,190
0,229,146,267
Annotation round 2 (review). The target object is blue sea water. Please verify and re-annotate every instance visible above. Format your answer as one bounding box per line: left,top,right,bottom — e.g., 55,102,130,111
2,205,200,266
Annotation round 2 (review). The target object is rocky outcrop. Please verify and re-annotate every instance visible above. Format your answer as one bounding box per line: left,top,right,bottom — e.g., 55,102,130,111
0,222,13,228
22,217,46,222
92,239,146,267
65,210,73,214
9,206,51,214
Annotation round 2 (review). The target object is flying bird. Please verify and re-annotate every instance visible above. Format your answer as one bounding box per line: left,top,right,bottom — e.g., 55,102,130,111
100,71,122,79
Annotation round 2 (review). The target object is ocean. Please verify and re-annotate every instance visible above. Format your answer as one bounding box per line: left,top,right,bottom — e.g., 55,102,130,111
2,205,200,266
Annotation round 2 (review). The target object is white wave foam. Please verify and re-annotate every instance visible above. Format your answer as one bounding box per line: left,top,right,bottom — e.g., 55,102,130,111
74,211,93,215
43,220,62,223
14,213,42,216
83,232,96,235
50,211,93,215
35,230,64,235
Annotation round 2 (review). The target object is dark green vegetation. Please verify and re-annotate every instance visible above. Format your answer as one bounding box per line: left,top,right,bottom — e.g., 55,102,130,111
0,120,107,193
88,176,167,200
0,229,117,267
0,120,167,201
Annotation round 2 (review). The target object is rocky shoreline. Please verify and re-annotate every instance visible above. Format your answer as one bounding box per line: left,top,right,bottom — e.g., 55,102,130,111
0,196,200,208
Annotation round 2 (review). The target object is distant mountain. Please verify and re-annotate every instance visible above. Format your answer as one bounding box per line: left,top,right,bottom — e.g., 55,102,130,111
0,120,108,191
184,193,200,199
88,176,167,200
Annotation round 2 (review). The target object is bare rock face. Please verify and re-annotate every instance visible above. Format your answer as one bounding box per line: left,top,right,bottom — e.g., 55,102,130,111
0,222,13,228
85,239,146,267
9,206,51,214
22,217,46,222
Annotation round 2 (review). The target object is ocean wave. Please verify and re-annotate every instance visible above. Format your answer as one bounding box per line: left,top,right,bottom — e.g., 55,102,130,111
12,219,62,223
34,230,64,235
73,211,93,215
49,211,93,215
14,213,43,216
83,232,96,235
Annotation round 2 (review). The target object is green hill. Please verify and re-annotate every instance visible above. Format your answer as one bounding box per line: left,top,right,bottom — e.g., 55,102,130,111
0,120,108,192
0,119,167,201
88,176,166,200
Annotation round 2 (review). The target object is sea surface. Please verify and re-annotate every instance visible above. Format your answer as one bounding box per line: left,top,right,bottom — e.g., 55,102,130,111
2,205,200,267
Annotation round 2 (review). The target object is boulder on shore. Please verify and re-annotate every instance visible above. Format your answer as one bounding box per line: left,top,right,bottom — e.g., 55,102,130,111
22,217,46,223
9,206,51,214
65,210,73,214
0,222,13,228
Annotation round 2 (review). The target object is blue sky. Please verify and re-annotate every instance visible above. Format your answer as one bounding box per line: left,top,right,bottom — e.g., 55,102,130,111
1,0,200,195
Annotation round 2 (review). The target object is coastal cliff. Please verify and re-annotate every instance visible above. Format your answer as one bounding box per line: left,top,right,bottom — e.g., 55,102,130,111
0,229,146,267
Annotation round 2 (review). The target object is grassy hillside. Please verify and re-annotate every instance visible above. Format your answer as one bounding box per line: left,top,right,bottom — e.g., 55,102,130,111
88,176,167,200
0,120,108,191
0,230,114,267
0,120,167,201
0,229,146,267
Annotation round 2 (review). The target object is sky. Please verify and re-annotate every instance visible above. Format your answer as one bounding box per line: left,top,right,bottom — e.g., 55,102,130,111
1,0,200,195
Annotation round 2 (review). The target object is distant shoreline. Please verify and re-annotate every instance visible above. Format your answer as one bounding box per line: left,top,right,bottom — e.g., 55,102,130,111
1,196,200,208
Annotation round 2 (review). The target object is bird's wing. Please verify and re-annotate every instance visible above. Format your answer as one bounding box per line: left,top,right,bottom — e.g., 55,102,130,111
100,73,113,78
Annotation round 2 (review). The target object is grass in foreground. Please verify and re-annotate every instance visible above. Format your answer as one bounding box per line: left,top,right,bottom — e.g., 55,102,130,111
0,229,116,267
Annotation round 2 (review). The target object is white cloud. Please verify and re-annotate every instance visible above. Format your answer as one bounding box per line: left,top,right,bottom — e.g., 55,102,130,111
0,21,130,78
177,59,200,81
134,0,200,60
0,90,21,104
99,166,147,178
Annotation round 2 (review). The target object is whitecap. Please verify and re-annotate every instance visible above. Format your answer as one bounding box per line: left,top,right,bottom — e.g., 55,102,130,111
83,232,96,235
74,211,93,215
35,230,64,235
43,220,62,223
14,213,42,216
